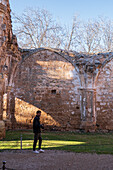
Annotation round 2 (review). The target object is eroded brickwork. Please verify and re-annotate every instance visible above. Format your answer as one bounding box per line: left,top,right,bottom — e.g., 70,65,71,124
1,0,113,138
96,59,113,131
12,50,81,130
3,47,113,132
0,0,21,138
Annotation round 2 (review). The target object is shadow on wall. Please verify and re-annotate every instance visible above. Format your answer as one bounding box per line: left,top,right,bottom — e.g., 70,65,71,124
3,96,61,130
15,97,61,129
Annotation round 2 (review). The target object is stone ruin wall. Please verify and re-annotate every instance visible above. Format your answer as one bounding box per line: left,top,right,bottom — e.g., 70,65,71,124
7,50,81,131
96,59,113,131
0,0,21,138
3,48,113,132
1,1,113,136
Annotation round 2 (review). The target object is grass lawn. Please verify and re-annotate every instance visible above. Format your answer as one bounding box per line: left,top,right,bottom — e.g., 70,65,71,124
0,130,113,154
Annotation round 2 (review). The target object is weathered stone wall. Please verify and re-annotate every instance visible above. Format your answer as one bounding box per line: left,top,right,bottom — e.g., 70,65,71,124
1,0,113,134
0,0,21,139
96,59,113,131
12,49,81,130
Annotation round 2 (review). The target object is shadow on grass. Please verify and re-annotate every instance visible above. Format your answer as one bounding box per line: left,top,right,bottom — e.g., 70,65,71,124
1,130,113,154
0,139,113,154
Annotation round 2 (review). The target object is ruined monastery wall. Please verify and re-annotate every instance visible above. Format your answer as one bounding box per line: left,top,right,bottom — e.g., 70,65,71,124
12,50,81,130
2,1,113,136
96,59,113,131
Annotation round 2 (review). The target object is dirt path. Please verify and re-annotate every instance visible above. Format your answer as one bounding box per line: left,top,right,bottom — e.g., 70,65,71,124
0,150,113,170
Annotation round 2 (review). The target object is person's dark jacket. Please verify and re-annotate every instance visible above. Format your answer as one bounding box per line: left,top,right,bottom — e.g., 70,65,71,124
33,115,44,133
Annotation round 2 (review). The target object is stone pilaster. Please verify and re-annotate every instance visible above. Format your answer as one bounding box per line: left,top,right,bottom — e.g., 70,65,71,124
5,85,15,129
0,74,5,139
79,88,97,132
0,120,5,139
0,91,3,120
0,90,6,139
6,85,12,119
0,74,5,120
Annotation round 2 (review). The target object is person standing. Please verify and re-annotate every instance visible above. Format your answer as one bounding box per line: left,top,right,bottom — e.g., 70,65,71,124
33,110,44,153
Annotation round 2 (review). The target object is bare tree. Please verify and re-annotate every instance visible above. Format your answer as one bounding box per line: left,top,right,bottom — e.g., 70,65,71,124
99,17,113,52
77,19,101,54
12,8,63,49
63,15,80,51
12,7,113,53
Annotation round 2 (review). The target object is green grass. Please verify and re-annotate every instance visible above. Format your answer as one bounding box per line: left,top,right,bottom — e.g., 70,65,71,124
1,130,113,154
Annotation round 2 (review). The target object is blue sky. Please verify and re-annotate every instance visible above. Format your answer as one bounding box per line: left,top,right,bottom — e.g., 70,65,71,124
9,0,113,25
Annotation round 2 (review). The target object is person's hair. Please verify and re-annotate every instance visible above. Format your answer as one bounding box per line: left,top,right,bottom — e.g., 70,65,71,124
36,110,41,114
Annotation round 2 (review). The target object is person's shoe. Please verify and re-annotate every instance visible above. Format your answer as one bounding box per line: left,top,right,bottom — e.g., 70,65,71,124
39,149,44,153
33,150,39,154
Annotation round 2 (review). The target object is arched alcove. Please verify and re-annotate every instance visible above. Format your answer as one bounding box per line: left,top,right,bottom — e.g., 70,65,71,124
11,49,81,130
96,58,113,130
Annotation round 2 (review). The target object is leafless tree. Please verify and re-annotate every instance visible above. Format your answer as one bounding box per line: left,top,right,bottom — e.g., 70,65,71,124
12,8,63,49
12,7,113,53
63,15,80,51
77,19,101,54
99,17,113,52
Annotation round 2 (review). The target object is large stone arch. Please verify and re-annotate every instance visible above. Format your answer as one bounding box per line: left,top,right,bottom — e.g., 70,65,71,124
95,53,113,86
11,48,81,131
95,56,113,131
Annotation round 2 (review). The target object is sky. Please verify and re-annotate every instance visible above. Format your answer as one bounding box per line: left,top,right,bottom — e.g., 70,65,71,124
9,0,113,25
